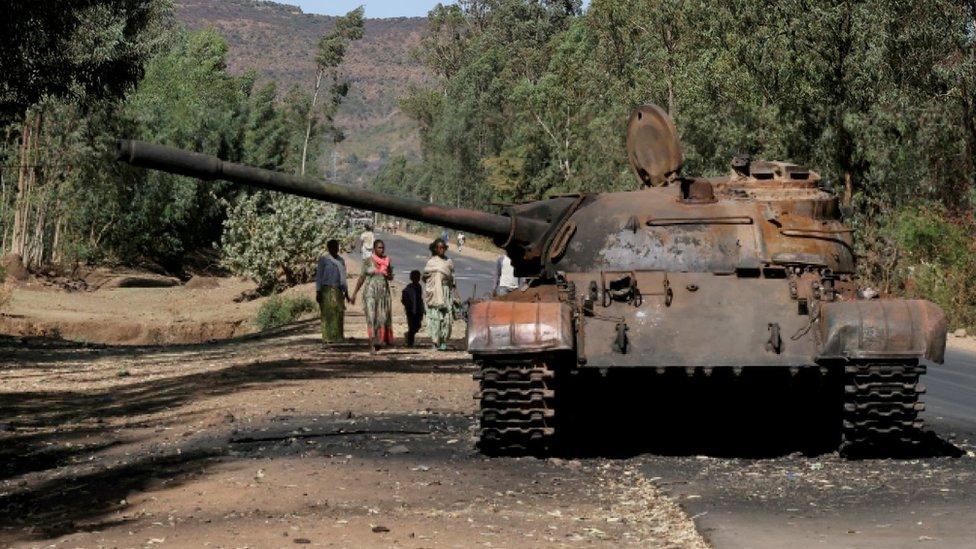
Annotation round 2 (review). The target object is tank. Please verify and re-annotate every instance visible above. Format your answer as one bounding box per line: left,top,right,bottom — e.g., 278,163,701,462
116,105,947,457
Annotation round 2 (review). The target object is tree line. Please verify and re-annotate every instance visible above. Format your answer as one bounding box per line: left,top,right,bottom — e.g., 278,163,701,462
375,0,976,325
1,1,362,290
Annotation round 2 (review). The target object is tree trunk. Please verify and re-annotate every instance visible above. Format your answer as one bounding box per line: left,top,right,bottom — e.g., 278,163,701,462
842,171,853,208
11,112,37,257
1,165,8,253
300,70,325,177
52,210,63,264
663,23,677,118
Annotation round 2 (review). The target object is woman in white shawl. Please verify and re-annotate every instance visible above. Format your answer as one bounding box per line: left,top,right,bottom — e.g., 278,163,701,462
423,238,456,351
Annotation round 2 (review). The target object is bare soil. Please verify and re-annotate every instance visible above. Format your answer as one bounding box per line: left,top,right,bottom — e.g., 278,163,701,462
0,280,706,548
0,258,360,346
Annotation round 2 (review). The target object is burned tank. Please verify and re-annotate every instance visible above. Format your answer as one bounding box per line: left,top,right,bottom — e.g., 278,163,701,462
117,104,946,457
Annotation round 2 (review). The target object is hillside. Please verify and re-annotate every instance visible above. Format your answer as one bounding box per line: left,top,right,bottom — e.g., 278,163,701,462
174,0,429,182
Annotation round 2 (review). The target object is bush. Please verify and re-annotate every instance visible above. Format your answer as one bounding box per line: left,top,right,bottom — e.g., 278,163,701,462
859,204,976,328
221,193,352,292
254,295,316,331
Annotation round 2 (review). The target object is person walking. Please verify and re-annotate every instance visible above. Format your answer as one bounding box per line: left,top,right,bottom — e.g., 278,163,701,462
495,253,519,296
423,238,456,351
350,239,394,353
456,232,465,252
401,269,425,347
439,228,449,246
315,239,349,342
360,224,375,260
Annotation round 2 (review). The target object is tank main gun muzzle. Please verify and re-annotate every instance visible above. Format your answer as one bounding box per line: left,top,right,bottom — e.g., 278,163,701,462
116,139,549,249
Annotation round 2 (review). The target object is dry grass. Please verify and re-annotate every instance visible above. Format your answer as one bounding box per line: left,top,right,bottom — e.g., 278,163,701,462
0,284,11,313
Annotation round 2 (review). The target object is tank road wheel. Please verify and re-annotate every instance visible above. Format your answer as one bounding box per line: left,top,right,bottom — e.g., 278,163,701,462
474,356,561,455
840,360,927,457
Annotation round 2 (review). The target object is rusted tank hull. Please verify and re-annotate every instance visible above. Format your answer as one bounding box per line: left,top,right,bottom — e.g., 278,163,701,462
468,276,946,368
467,301,574,355
818,299,946,363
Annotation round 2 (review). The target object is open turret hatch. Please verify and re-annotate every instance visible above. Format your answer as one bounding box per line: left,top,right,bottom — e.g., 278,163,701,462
626,104,683,187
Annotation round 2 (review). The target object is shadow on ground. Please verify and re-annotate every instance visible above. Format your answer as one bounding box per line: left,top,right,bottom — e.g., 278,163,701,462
552,369,964,460
0,327,475,542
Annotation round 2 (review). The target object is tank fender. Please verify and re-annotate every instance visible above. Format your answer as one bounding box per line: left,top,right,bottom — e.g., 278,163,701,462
817,299,947,363
467,301,574,355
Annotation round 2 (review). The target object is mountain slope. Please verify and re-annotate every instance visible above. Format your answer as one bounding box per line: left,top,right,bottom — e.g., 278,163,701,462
174,0,429,180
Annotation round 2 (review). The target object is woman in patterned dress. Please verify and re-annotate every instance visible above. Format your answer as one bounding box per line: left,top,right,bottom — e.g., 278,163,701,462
350,239,394,353
423,238,456,351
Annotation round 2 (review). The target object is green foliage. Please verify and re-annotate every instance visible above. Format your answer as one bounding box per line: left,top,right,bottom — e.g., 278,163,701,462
299,7,366,175
1,21,326,274
221,193,348,292
115,28,253,267
0,0,168,125
859,205,976,328
397,0,975,211
254,294,316,331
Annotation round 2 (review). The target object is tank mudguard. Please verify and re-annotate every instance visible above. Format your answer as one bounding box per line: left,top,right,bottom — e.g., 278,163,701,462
817,299,947,363
467,301,574,355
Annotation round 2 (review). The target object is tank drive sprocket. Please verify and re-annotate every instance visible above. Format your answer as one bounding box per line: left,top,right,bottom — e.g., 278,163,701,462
474,356,561,454
840,360,926,457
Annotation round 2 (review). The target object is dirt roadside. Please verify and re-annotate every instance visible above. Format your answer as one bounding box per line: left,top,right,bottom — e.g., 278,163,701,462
0,299,706,548
0,257,366,346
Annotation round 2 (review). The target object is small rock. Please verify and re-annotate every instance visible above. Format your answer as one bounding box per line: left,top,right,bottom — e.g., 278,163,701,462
809,462,823,471
371,525,390,533
954,328,967,338
387,444,410,455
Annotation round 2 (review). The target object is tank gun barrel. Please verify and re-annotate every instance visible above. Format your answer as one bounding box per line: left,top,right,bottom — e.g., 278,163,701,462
116,139,548,246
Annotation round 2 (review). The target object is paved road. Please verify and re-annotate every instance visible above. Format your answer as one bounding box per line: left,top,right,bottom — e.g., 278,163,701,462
660,350,976,548
379,232,499,299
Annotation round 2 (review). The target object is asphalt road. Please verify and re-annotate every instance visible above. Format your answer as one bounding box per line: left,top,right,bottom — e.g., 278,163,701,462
378,232,500,299
374,236,976,547
658,350,976,548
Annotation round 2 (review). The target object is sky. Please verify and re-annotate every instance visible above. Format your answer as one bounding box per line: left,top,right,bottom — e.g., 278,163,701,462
290,1,455,19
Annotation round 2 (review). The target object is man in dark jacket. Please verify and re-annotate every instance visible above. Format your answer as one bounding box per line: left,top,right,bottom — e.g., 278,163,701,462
401,269,425,347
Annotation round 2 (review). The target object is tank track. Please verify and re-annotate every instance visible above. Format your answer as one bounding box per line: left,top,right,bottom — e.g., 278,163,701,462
840,360,926,457
474,356,559,454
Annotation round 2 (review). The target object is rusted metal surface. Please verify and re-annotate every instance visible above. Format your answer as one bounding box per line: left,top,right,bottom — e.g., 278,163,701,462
568,272,820,367
467,301,574,355
818,300,947,363
550,180,855,275
626,105,683,186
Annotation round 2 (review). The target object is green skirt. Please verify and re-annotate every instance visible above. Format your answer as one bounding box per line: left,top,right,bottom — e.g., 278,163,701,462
318,286,345,342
